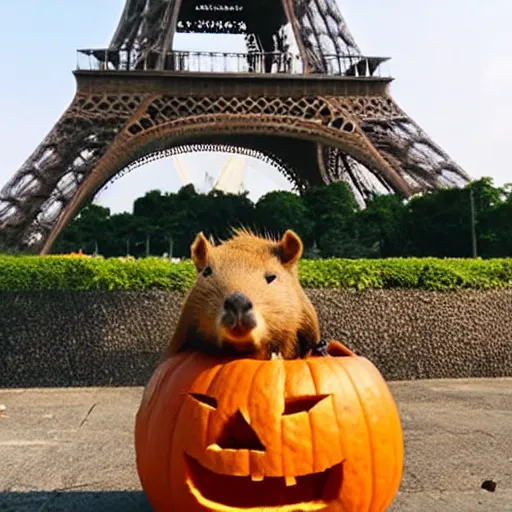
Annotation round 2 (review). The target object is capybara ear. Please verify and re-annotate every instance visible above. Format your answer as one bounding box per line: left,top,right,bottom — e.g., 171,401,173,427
190,232,211,272
276,229,303,266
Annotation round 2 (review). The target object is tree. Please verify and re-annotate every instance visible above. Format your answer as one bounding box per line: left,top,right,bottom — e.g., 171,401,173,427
54,203,112,254
255,190,313,241
133,189,168,219
302,182,360,257
51,176,512,259
468,177,503,213
478,201,512,257
472,178,512,258
131,186,199,257
196,189,256,242
402,188,473,257
399,177,506,258
108,212,147,257
356,194,408,257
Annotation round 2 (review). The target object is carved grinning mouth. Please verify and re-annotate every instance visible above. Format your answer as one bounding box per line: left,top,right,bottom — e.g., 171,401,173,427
184,453,343,511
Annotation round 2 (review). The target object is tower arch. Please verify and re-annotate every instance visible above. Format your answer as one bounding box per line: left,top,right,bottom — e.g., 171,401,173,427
41,106,409,254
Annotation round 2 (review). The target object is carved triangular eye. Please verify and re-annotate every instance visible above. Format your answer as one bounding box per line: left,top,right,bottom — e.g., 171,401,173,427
190,393,218,409
283,395,330,415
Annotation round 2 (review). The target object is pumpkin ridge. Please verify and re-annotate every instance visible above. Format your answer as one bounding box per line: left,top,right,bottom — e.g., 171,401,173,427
381,396,401,512
136,354,192,510
333,359,374,510
319,357,346,471
342,359,378,512
167,353,216,502
141,359,174,445
388,392,404,509
247,360,273,478
358,359,403,512
280,396,285,481
304,359,319,473
201,361,226,458
140,357,179,411
138,355,189,433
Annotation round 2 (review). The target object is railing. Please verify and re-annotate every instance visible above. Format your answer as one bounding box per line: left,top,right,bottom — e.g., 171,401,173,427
76,49,390,78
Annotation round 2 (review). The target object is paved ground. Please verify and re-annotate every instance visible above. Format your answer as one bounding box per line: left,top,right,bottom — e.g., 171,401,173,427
1,379,511,511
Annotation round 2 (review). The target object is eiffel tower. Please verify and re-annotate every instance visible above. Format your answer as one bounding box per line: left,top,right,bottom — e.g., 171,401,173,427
0,0,471,254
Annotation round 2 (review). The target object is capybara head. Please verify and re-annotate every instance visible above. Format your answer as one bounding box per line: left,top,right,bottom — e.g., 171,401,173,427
178,228,320,359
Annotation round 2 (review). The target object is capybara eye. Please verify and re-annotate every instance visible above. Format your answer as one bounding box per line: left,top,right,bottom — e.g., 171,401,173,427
265,273,277,284
202,266,212,277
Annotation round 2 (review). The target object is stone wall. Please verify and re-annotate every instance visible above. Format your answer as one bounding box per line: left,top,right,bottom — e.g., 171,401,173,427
1,289,511,388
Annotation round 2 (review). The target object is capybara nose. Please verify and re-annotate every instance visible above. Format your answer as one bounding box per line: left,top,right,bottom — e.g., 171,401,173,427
224,292,253,315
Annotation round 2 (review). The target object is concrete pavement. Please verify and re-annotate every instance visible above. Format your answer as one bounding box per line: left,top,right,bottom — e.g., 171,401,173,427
1,379,511,511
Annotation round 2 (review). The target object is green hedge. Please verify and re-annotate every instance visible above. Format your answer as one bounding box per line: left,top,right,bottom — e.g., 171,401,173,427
1,255,512,292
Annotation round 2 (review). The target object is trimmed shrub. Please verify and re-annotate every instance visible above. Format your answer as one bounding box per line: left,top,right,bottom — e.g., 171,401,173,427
1,254,512,292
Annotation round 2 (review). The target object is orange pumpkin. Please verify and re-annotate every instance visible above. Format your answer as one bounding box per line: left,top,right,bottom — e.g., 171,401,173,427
135,341,403,512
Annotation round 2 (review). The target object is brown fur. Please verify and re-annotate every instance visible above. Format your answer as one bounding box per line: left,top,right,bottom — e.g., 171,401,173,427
162,228,321,360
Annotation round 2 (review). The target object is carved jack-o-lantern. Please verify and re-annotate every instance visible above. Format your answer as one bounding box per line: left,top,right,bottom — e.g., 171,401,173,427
135,341,403,512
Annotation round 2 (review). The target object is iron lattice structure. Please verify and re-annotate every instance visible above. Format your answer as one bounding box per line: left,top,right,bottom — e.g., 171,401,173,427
0,0,471,253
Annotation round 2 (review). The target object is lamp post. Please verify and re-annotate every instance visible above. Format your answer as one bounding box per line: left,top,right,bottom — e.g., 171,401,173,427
469,187,478,258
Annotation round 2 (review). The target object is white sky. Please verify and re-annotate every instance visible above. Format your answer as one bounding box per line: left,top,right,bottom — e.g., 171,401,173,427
1,0,511,214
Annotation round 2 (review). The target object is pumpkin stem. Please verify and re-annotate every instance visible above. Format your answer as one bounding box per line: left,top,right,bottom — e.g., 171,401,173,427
326,340,356,357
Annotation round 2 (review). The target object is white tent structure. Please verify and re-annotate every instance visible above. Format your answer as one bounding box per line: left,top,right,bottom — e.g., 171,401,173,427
173,154,247,195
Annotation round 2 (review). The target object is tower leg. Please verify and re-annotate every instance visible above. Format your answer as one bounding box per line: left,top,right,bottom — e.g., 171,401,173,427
0,92,147,250
361,104,469,190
